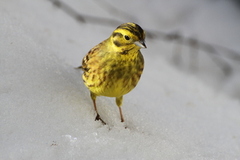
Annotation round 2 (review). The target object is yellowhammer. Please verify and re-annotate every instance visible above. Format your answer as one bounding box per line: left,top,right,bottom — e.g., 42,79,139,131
79,22,146,124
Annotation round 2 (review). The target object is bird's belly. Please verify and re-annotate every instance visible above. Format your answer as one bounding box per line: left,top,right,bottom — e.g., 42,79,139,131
88,72,139,97
101,79,134,97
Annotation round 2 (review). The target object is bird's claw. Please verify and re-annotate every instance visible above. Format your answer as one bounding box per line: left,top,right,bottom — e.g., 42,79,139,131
95,114,106,125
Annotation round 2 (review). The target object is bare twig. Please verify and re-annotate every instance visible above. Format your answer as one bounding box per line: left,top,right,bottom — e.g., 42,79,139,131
49,0,240,77
93,0,137,22
50,0,122,26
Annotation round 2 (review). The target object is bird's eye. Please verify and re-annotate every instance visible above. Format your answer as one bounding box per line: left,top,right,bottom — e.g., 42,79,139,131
124,35,130,40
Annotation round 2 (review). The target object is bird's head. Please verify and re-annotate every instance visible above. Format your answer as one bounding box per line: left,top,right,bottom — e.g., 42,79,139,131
111,22,146,50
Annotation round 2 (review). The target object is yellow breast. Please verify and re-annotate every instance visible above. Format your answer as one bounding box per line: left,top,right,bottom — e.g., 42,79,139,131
82,42,144,97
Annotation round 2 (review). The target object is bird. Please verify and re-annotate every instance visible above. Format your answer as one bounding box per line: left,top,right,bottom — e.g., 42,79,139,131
79,22,146,124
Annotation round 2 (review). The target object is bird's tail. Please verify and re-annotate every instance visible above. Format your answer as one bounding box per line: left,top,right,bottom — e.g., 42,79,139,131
75,66,82,69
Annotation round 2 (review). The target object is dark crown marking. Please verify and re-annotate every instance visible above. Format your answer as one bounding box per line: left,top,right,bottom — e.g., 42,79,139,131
117,23,144,40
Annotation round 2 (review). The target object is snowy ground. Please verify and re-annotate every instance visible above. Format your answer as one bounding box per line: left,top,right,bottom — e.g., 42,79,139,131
1,0,240,159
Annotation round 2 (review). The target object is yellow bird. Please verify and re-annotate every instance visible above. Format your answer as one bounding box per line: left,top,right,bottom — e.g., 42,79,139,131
80,22,146,124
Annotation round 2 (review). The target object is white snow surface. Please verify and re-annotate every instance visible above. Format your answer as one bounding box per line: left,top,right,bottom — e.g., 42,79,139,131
1,0,240,159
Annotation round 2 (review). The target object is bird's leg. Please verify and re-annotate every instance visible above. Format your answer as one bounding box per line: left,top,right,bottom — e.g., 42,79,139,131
116,96,124,122
119,107,124,123
90,92,106,125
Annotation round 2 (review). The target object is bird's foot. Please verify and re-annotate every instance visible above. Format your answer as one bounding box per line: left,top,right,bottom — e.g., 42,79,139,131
95,114,106,125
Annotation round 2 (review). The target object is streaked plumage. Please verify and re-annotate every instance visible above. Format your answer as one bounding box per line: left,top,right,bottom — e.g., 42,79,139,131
80,22,146,124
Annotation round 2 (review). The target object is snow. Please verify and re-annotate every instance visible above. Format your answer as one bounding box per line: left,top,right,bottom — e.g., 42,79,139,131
1,0,240,159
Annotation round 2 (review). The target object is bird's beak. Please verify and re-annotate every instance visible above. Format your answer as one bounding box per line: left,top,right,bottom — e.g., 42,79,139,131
134,40,147,48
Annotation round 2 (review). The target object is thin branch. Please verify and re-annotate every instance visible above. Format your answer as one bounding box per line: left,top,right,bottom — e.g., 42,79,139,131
49,0,240,76
93,0,137,22
50,0,122,26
